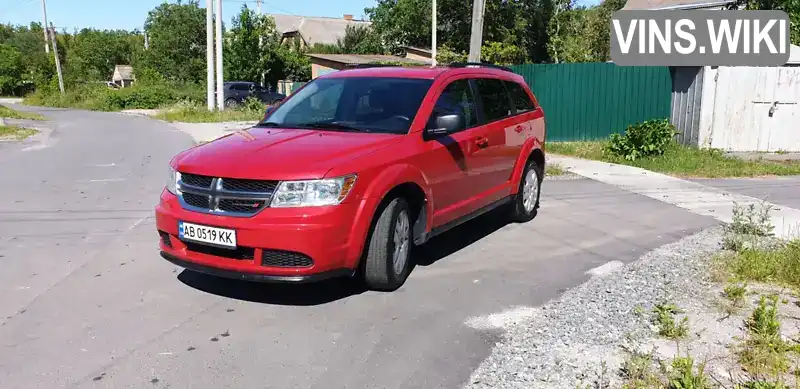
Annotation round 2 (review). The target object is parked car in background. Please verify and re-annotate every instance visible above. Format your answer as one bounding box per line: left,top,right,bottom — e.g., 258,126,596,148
157,63,546,292
222,81,286,108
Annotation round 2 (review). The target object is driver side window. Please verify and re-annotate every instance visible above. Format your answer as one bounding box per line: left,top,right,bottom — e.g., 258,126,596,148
427,79,478,134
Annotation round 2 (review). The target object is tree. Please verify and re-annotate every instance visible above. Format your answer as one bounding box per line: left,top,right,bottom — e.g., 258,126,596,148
139,0,207,83
0,44,23,95
747,0,800,45
66,29,141,82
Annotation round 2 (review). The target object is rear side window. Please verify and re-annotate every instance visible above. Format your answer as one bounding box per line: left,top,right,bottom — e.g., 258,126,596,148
427,79,478,133
505,81,537,113
475,79,513,122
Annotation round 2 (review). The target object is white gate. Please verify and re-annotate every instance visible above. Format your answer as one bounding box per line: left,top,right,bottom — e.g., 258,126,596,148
706,66,800,152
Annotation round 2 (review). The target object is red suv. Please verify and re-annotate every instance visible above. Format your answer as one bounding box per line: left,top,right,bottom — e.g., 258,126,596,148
156,63,546,291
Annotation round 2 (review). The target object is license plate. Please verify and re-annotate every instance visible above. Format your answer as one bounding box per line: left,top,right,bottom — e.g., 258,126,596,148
178,221,237,248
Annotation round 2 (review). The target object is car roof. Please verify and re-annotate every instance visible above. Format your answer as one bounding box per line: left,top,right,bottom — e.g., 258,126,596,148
319,65,525,83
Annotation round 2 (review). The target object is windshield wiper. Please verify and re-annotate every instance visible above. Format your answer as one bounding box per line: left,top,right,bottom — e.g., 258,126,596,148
299,122,370,132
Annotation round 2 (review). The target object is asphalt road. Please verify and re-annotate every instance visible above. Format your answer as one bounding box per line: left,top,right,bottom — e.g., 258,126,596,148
0,105,717,389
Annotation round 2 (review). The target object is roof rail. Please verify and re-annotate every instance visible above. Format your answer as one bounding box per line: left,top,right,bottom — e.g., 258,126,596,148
449,62,513,73
344,63,403,69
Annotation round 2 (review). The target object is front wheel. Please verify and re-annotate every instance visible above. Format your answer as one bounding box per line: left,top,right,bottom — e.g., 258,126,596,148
509,159,542,223
362,197,412,291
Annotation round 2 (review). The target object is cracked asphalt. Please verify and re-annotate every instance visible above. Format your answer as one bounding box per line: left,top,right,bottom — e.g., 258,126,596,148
0,105,719,389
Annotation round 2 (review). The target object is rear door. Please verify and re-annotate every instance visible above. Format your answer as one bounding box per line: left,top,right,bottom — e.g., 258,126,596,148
467,78,519,206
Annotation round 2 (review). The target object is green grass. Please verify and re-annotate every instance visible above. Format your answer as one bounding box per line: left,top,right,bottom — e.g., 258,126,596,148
0,125,37,140
547,141,800,178
545,163,566,176
725,241,800,290
154,104,263,123
0,105,44,121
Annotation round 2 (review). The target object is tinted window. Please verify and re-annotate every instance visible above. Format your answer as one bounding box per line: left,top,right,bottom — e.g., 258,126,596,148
505,81,537,113
261,77,433,135
475,79,513,122
427,79,478,133
230,83,249,91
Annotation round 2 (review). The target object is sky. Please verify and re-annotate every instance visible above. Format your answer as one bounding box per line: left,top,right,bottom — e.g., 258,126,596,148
2,0,601,32
1,0,376,31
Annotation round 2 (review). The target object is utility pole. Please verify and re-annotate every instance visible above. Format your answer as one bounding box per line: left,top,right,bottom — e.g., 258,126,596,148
431,0,437,67
41,0,50,53
467,0,486,63
144,32,149,50
49,23,65,95
215,0,224,111
257,0,265,87
206,0,215,111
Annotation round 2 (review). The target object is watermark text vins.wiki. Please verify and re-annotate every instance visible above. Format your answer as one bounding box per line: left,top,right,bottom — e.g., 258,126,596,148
610,10,790,66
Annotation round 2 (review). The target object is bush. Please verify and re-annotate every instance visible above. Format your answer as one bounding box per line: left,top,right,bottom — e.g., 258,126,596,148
25,81,205,111
606,119,677,161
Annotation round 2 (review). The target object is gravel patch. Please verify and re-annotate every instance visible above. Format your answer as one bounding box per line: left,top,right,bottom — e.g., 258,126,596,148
463,226,726,389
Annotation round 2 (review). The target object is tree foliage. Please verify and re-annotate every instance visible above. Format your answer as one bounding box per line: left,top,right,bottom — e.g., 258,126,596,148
747,0,800,45
139,0,207,83
546,0,625,63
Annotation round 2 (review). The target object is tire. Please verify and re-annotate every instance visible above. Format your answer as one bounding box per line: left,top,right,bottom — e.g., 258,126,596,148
509,159,542,223
362,197,413,291
225,98,239,108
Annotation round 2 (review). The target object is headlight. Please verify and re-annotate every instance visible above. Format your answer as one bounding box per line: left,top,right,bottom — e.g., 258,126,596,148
166,166,179,194
270,175,357,208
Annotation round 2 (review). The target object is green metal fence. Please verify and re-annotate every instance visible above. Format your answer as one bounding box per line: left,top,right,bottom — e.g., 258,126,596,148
510,63,672,142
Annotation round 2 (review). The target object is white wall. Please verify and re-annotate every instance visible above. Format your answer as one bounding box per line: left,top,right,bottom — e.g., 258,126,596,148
696,66,800,152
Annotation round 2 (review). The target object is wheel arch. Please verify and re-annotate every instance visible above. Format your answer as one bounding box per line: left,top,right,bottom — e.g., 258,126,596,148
510,138,545,195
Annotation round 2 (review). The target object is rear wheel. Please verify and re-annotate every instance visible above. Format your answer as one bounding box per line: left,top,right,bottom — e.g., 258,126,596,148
362,197,412,291
225,98,239,108
509,159,542,222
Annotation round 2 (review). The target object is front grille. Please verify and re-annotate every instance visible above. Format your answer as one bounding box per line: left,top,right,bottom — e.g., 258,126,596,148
261,249,313,268
222,178,278,193
177,173,278,217
183,192,210,208
180,173,214,188
183,241,255,260
159,231,173,248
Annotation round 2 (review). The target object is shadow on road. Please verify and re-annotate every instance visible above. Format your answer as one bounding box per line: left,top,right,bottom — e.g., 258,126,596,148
413,207,512,267
177,270,367,306
177,206,516,305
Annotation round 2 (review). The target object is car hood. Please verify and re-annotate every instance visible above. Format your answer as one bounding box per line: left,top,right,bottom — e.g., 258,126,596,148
173,127,401,180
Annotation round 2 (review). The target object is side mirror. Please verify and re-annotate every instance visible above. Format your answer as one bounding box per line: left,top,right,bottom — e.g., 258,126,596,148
427,114,463,136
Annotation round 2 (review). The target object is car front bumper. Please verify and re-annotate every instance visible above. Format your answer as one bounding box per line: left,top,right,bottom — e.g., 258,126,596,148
155,190,371,282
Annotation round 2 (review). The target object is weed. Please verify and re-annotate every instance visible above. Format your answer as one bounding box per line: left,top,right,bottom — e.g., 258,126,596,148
729,202,774,237
154,102,264,123
668,356,710,389
621,350,662,388
738,295,796,377
736,381,789,389
726,242,800,290
607,119,677,161
652,303,690,340
546,163,566,176
725,282,749,307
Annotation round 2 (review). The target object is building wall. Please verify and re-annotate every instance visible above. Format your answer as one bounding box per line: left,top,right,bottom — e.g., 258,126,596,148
310,59,346,79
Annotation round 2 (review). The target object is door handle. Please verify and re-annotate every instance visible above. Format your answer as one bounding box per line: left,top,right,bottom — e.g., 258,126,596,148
475,137,489,149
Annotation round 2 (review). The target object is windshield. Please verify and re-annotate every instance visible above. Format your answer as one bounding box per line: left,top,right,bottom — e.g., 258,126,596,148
258,77,433,135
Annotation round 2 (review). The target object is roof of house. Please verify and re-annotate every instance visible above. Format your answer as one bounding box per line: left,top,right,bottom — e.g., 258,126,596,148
622,0,738,10
270,14,371,46
307,53,431,65
402,46,433,54
112,65,134,80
